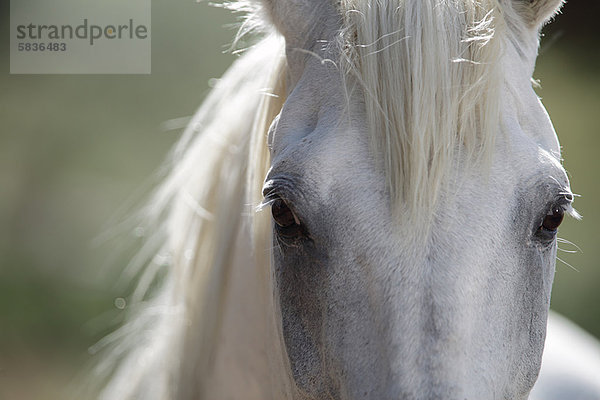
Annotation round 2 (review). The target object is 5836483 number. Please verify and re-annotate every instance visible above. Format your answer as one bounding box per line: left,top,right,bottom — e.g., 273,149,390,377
17,43,67,52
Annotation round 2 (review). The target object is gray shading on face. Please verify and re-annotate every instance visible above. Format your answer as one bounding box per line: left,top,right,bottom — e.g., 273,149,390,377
266,106,572,400
262,1,573,399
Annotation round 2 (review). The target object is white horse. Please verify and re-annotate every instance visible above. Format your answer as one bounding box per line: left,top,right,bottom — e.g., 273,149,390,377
96,1,600,399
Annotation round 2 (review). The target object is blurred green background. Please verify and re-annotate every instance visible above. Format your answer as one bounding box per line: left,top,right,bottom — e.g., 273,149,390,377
0,1,598,399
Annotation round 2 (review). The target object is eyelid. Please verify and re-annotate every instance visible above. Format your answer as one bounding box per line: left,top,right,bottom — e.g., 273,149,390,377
260,181,285,210
557,190,574,202
258,191,280,212
552,191,581,221
260,178,299,214
262,174,303,200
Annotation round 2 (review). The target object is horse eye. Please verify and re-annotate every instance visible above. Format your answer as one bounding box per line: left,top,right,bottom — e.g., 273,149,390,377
541,206,565,232
271,198,298,228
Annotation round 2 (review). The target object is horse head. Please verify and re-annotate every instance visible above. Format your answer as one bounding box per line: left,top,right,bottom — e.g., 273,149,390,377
262,1,573,398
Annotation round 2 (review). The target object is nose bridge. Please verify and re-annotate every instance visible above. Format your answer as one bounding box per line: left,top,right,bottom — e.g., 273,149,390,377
367,224,495,399
386,256,466,398
375,193,542,400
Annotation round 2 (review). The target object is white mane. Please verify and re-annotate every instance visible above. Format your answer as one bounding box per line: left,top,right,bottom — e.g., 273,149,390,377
96,1,511,398
340,0,505,216
96,35,289,399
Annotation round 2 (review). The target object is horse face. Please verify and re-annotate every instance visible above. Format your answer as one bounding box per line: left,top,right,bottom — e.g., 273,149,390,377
263,1,571,399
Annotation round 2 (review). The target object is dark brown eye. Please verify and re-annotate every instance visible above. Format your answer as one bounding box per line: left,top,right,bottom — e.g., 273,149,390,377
541,206,565,232
271,198,305,241
271,198,297,228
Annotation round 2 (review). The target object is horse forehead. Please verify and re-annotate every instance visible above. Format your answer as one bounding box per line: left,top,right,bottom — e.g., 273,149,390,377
272,117,372,195
270,54,359,161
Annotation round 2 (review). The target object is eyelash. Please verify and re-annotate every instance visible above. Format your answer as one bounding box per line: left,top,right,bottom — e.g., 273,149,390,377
535,196,576,242
261,185,308,243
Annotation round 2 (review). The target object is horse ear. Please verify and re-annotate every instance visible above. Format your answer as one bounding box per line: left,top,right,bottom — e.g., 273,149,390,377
510,0,565,28
260,0,340,47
